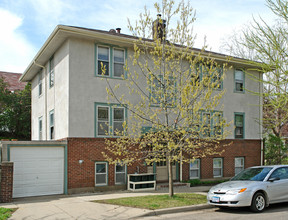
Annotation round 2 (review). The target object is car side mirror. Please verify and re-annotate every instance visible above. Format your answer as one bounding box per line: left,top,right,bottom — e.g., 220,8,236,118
268,177,280,182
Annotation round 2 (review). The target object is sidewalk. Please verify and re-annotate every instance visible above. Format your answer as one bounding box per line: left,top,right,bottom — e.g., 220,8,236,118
1,185,212,220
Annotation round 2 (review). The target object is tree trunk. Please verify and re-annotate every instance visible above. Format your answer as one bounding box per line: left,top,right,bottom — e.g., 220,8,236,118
168,159,174,197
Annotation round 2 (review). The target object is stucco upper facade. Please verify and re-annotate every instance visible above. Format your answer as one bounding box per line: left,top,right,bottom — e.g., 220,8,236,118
22,25,263,141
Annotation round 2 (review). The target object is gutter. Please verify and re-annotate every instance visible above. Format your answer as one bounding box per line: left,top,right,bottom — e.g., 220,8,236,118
20,25,262,82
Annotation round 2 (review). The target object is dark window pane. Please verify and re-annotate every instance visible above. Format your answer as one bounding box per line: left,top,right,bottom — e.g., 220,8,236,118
114,108,124,120
96,174,106,184
96,164,106,173
98,122,109,135
98,61,109,75
98,107,108,120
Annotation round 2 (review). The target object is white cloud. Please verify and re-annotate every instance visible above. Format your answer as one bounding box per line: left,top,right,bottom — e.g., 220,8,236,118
0,8,36,73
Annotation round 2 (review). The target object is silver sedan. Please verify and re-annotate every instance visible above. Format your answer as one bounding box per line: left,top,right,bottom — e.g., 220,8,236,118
207,165,288,212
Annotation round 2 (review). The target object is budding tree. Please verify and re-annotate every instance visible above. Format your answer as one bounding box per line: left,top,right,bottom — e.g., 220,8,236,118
103,0,230,197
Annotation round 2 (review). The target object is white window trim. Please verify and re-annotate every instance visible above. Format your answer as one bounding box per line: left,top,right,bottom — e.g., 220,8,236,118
49,57,54,88
235,157,245,175
213,158,223,178
97,105,110,137
97,45,110,76
112,106,125,136
95,162,108,186
234,69,244,92
190,159,200,179
49,110,54,140
39,116,43,140
38,71,43,97
113,48,125,78
115,164,127,185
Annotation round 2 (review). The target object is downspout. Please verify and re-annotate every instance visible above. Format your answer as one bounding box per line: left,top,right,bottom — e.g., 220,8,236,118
33,61,47,140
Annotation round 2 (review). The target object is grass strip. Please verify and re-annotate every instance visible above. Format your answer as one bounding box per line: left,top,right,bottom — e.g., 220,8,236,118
94,193,206,210
0,207,15,220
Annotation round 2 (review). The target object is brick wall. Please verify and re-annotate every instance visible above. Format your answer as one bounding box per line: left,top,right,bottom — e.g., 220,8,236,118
0,162,13,203
182,139,261,181
66,138,147,192
66,138,261,192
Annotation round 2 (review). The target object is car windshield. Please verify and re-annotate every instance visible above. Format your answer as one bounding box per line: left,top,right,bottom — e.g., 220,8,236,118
231,167,273,181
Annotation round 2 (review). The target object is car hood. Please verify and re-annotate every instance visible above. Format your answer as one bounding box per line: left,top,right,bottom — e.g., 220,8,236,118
209,181,261,192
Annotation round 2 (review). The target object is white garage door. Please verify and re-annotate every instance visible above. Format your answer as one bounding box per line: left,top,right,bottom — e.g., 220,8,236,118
10,146,64,198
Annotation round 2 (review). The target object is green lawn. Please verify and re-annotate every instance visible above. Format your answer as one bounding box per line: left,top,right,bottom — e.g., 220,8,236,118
94,193,207,210
0,207,14,220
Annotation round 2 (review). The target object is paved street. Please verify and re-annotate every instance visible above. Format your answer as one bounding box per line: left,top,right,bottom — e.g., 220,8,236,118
139,202,288,220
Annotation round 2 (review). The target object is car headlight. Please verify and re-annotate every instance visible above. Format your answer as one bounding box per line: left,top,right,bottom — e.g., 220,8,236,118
226,188,247,195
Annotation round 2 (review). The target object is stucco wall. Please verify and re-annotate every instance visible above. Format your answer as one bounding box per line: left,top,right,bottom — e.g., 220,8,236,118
31,40,69,140
66,38,262,139
31,37,262,140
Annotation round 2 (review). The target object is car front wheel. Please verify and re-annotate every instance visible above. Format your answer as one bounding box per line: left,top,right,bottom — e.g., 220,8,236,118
250,192,266,212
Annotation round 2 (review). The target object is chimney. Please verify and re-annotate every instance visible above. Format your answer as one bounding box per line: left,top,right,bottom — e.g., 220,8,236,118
152,14,166,41
116,28,121,34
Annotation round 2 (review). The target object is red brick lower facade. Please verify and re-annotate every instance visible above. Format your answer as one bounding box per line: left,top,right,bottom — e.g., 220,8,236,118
66,138,147,194
0,162,14,203
182,139,262,180
66,138,262,193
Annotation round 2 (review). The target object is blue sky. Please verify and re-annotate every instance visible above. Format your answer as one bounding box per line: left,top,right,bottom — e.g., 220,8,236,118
0,0,276,73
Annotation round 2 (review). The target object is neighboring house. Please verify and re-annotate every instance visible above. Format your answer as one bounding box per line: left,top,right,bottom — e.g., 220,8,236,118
0,71,26,92
19,24,263,194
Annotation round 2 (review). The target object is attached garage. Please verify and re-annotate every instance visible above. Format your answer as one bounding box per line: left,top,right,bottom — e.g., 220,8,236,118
9,145,66,198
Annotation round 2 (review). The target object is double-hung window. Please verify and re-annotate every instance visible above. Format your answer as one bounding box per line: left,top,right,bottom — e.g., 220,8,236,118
202,112,211,137
97,106,109,136
235,157,244,175
190,159,200,179
213,112,222,136
97,46,109,76
200,64,222,89
113,48,125,77
150,75,176,106
96,104,126,137
49,56,54,88
115,164,126,185
96,45,126,78
213,158,223,177
38,71,42,96
235,113,244,139
95,162,108,186
235,69,244,92
39,116,43,140
113,107,125,136
49,110,54,140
